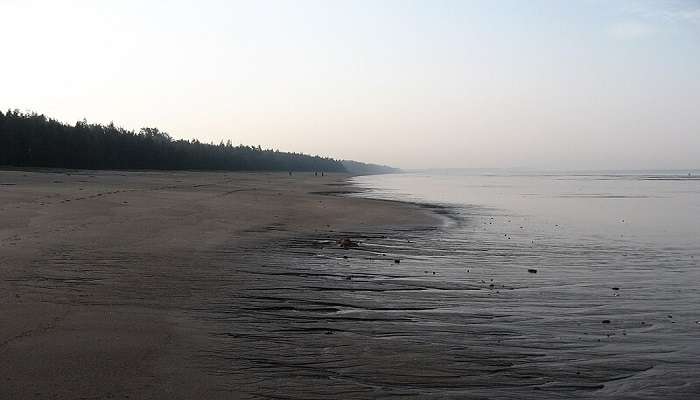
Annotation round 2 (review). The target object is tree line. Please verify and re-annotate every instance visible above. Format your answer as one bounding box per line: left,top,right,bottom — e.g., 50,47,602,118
0,109,364,173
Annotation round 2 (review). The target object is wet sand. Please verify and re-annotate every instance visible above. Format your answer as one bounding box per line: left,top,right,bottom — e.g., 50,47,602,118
0,170,436,399
5,170,698,399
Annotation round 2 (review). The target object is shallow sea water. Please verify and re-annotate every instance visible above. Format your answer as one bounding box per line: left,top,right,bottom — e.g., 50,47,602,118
342,171,700,398
201,171,700,399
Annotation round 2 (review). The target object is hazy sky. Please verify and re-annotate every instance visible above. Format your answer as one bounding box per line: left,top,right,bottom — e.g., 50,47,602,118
1,0,699,169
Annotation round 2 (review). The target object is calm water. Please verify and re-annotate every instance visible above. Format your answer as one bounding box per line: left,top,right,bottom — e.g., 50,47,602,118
344,170,700,398
354,170,700,250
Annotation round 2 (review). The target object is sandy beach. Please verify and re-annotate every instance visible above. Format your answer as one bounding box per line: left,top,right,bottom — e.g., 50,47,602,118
4,0,699,397
5,169,699,399
0,170,436,399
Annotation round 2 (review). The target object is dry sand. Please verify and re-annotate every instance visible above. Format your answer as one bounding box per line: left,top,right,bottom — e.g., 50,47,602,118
0,170,436,399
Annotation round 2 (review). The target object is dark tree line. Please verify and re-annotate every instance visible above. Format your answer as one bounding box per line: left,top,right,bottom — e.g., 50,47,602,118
0,110,349,172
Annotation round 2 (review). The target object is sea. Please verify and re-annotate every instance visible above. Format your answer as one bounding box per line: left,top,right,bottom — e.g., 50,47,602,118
346,169,700,398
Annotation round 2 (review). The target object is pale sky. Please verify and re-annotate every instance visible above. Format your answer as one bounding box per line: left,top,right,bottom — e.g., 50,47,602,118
1,0,699,169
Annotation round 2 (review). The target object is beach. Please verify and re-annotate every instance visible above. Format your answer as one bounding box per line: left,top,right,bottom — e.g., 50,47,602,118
0,170,436,399
3,0,698,397
3,169,700,399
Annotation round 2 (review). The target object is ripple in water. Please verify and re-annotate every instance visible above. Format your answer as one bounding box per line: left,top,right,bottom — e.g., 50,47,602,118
334,171,700,398
196,171,700,398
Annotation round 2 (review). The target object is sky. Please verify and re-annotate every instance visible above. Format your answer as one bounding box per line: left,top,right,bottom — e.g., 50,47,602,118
1,0,699,169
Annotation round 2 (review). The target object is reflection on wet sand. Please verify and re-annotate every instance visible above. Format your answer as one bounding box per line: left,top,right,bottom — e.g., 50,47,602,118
200,217,700,398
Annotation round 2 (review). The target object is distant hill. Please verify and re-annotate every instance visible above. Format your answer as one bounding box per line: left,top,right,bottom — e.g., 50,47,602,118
0,109,395,175
341,160,399,175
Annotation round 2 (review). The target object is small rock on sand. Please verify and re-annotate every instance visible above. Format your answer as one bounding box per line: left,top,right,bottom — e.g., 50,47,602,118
528,269,538,274
337,238,358,249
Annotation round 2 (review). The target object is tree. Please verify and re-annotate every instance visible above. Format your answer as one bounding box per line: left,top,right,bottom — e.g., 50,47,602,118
0,109,363,173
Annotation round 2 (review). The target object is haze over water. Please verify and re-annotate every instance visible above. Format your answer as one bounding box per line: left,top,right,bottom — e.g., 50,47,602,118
356,170,700,249
348,170,700,397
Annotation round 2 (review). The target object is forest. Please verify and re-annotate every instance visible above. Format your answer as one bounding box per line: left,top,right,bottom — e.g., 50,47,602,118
0,110,394,174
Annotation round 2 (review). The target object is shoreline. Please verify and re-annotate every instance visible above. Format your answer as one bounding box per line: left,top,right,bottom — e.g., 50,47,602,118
4,168,699,398
312,177,462,228
0,169,440,399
